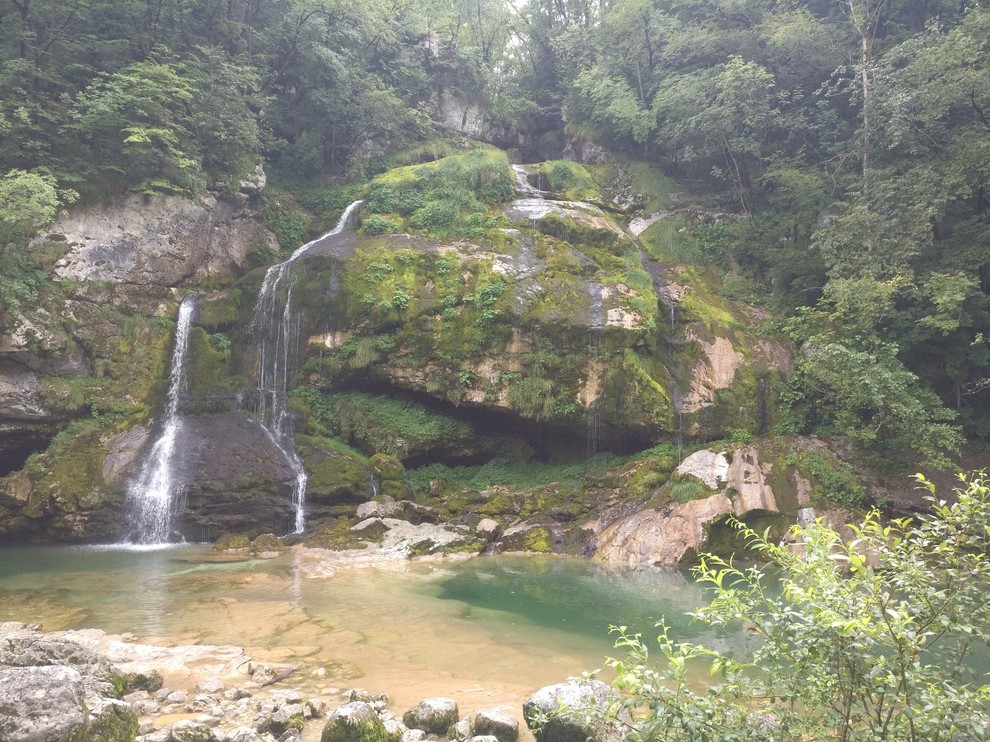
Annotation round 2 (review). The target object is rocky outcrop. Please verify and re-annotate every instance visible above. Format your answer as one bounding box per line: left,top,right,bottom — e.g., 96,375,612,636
593,494,734,566
593,446,784,566
47,191,273,288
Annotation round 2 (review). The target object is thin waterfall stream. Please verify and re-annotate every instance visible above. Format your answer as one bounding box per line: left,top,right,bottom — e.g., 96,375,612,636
252,200,363,534
122,293,199,545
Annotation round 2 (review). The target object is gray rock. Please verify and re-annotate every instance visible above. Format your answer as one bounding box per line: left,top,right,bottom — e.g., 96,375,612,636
271,689,303,706
270,703,305,735
400,731,426,742
321,701,388,742
195,713,223,727
471,737,501,742
225,688,252,701
166,690,189,704
523,679,621,742
306,698,327,719
346,688,390,711
475,519,501,539
474,710,519,742
167,719,219,741
222,728,267,742
383,717,406,742
356,499,398,520
403,698,459,735
448,717,473,741
0,635,139,742
197,678,226,694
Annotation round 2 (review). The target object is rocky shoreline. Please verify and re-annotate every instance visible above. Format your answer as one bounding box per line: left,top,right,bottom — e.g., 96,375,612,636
0,621,613,742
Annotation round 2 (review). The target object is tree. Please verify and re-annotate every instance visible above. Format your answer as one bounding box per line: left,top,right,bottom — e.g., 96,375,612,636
0,167,75,321
580,473,990,741
66,58,201,194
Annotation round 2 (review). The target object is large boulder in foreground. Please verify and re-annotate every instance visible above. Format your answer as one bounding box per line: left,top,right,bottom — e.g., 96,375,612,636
523,679,622,742
0,628,138,742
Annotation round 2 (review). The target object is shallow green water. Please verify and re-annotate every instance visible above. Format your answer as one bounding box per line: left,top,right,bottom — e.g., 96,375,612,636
0,546,729,713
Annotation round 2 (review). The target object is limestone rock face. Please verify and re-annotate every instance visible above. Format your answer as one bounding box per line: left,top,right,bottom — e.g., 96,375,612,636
594,494,733,566
522,679,622,742
177,411,297,539
0,632,139,742
48,192,272,287
595,446,784,566
676,449,730,489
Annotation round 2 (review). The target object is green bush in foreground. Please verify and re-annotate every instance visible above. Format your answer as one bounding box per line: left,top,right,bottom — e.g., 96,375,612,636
589,473,990,741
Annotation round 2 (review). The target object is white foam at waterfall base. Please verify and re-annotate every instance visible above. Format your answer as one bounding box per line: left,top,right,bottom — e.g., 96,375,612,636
252,200,363,535
121,294,199,545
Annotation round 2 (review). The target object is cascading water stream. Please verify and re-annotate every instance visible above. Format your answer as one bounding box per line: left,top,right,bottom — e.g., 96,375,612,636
252,200,363,535
667,301,685,462
122,294,199,545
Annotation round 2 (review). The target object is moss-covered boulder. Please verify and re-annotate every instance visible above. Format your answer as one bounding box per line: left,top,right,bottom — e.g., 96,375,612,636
322,701,389,742
250,532,284,556
213,533,250,551
403,698,459,735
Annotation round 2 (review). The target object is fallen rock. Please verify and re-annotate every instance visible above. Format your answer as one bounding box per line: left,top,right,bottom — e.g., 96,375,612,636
523,679,621,742
403,698,459,735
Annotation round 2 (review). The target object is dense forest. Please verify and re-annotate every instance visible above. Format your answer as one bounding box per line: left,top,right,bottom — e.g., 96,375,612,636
1,0,988,470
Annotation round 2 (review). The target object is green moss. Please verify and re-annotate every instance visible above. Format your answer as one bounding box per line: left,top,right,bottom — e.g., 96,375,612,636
187,326,243,412
271,713,306,736
668,477,710,503
321,707,390,742
526,160,601,202
537,212,619,249
362,148,514,240
68,702,139,742
213,533,251,551
787,451,865,509
250,532,284,553
304,516,373,551
523,527,552,553
122,670,164,693
294,389,475,459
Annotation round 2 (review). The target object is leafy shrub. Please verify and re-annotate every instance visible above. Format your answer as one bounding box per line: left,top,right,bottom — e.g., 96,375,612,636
362,214,400,235
410,200,459,231
581,473,990,741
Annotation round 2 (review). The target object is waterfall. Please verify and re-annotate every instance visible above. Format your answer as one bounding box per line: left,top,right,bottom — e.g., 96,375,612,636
122,293,199,545
252,200,363,534
666,301,685,463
